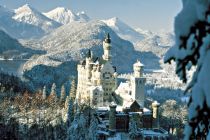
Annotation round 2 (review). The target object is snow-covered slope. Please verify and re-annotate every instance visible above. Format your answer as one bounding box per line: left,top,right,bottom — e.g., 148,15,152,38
135,31,175,58
13,4,61,32
102,17,145,43
0,30,44,59
135,28,154,38
23,20,160,88
43,7,79,25
44,7,90,25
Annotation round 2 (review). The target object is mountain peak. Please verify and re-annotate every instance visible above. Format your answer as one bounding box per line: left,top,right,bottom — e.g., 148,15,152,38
44,8,90,24
50,7,71,13
44,7,78,25
102,17,145,43
15,4,36,14
12,4,61,35
102,17,123,27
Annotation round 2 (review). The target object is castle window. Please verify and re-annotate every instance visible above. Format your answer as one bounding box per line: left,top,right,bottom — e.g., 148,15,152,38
95,92,97,95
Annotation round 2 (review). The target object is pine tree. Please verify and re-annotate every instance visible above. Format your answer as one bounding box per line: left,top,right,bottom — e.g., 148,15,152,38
65,96,70,109
69,79,76,102
60,85,66,102
50,83,57,101
88,115,98,140
42,86,47,100
67,112,88,140
66,98,74,127
129,115,138,139
164,1,210,139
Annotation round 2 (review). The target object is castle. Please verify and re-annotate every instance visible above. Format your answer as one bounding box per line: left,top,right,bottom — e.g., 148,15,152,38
76,33,145,108
75,34,169,139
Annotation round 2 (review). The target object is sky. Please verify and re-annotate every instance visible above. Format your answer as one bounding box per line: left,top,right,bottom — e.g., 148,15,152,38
0,0,182,32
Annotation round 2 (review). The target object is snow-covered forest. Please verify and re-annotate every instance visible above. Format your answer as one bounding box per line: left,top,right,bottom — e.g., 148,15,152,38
0,75,100,139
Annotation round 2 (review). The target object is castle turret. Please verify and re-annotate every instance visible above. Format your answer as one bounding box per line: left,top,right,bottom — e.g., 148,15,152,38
86,50,92,80
131,60,146,107
152,101,160,128
102,33,112,61
109,103,117,134
133,60,144,77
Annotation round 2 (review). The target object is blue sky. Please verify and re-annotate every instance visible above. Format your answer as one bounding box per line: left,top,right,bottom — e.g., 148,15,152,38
0,0,182,32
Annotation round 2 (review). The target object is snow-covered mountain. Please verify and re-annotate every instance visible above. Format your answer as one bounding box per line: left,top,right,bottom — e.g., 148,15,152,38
43,7,79,25
102,17,145,43
134,32,175,58
23,20,160,88
44,7,90,25
135,28,154,38
0,5,61,39
13,4,61,32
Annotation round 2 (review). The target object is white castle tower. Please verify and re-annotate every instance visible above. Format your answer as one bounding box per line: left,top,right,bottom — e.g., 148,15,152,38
102,33,112,61
130,60,146,107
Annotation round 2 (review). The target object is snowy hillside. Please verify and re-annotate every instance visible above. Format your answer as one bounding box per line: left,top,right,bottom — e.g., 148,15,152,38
23,20,160,88
102,17,145,43
135,28,154,37
0,30,44,59
13,4,61,32
134,31,175,58
44,7,90,25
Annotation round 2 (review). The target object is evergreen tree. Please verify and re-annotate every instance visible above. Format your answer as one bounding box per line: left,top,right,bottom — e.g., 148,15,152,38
67,112,88,140
65,96,70,109
129,115,138,139
60,85,66,102
88,115,98,140
164,1,210,139
50,83,57,100
69,79,76,102
42,86,47,100
66,98,74,127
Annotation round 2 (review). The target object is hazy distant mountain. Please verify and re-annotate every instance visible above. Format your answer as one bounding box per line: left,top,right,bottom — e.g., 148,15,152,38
102,17,145,43
44,7,90,25
135,31,175,57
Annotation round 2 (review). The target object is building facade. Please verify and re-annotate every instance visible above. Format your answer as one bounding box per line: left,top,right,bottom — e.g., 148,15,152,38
76,34,118,107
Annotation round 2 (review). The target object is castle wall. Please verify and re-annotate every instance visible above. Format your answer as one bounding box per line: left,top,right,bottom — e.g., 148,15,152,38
131,76,146,107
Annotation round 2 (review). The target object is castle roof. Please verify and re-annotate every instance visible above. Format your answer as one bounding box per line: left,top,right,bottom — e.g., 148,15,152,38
104,33,111,43
134,60,144,67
